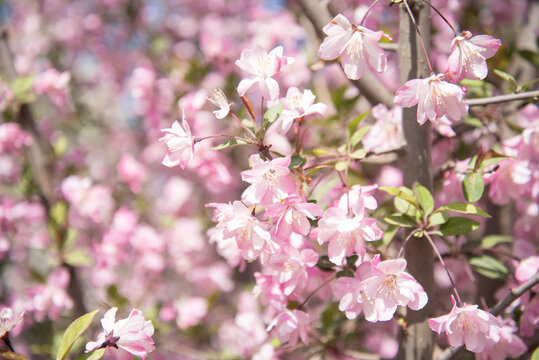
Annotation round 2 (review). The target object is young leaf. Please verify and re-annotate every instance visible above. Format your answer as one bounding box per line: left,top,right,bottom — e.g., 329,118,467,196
349,149,366,160
382,225,399,245
347,109,370,135
438,217,480,236
212,138,246,150
0,352,30,360
494,69,519,92
470,255,509,280
462,172,484,203
350,126,371,147
63,249,93,267
413,182,434,216
334,161,348,172
481,235,512,248
380,186,418,208
394,197,420,218
74,349,105,360
428,212,449,227
56,309,99,360
263,102,284,125
435,203,490,217
289,154,305,169
384,214,417,228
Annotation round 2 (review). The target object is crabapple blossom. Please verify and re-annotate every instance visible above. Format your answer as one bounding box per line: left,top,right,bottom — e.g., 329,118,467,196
395,73,469,129
159,112,195,169
117,153,147,194
0,123,32,153
269,245,319,295
276,87,328,133
360,255,428,322
33,68,71,107
337,184,378,217
207,88,232,119
266,195,322,241
362,104,404,153
333,260,372,319
445,31,501,82
61,175,114,224
241,154,297,206
85,307,155,359
428,296,495,353
476,318,527,360
318,14,390,80
317,206,383,265
27,268,73,321
235,45,294,101
175,297,208,330
0,308,24,337
267,309,310,346
0,80,13,111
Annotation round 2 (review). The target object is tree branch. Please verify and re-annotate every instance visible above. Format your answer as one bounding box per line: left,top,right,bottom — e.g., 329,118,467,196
437,273,539,360
466,90,539,106
292,0,395,107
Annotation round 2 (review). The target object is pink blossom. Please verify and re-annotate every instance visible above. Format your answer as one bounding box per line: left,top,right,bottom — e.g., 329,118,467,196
159,112,195,169
317,206,383,265
395,73,468,129
515,256,539,284
445,31,501,82
85,307,155,359
0,123,32,153
362,104,404,153
318,14,390,80
266,195,322,240
429,296,495,353
267,309,310,346
117,153,147,193
33,68,71,107
175,297,208,330
276,87,328,133
61,175,114,224
0,79,14,111
337,184,378,217
269,245,319,295
0,307,24,337
476,318,527,360
333,260,372,319
235,45,294,101
241,154,297,206
361,255,428,322
27,268,73,321
207,88,232,119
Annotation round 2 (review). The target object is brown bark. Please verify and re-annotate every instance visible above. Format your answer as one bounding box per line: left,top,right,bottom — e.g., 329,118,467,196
396,1,435,359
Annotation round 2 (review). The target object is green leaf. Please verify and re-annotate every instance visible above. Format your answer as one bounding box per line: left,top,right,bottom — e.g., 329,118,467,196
289,154,305,169
394,197,420,218
380,186,419,208
435,203,490,217
462,172,484,203
312,148,329,156
521,78,539,91
334,161,348,172
0,352,30,360
470,255,509,280
74,349,105,360
428,212,449,227
347,110,370,135
263,102,284,125
438,217,480,236
382,225,399,245
10,76,36,103
50,201,68,227
494,69,519,92
531,346,539,360
481,235,512,248
316,256,334,272
384,214,417,228
350,126,372,147
336,270,356,278
413,182,434,216
56,309,99,360
349,149,366,160
63,249,92,267
212,138,247,150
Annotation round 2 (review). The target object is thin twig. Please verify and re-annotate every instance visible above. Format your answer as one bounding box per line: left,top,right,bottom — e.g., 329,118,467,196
466,90,539,106
421,0,457,35
402,0,434,74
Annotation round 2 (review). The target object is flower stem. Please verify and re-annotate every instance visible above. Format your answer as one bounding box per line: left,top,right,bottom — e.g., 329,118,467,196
359,0,383,26
230,112,258,140
402,0,435,74
421,0,457,36
195,134,252,144
297,274,336,310
424,231,463,306
397,228,421,258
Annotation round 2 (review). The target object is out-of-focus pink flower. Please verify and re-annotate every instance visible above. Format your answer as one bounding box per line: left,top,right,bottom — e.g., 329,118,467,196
515,256,539,284
445,31,501,82
207,88,232,119
429,296,495,353
361,255,428,322
175,297,208,330
241,154,297,206
0,307,24,337
362,104,403,153
267,309,310,346
317,206,383,265
61,175,114,224
33,68,71,107
236,45,294,101
395,73,468,130
318,14,390,80
159,112,195,169
0,80,14,111
0,123,32,153
117,154,147,193
277,87,328,133
266,195,322,241
27,268,73,321
476,318,527,360
85,307,155,359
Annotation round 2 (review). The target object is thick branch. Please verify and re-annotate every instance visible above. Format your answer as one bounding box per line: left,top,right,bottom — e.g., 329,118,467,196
293,0,395,107
466,90,539,106
437,273,539,360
